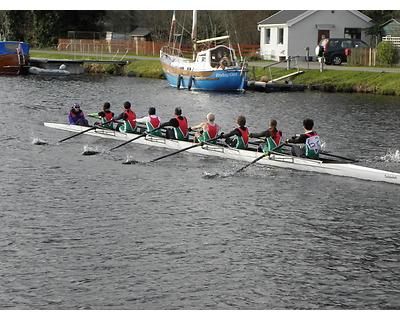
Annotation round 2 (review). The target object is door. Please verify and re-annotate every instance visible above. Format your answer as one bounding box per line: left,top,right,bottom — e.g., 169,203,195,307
318,30,330,44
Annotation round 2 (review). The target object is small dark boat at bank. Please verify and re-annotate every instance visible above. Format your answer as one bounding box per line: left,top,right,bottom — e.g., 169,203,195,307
0,41,29,75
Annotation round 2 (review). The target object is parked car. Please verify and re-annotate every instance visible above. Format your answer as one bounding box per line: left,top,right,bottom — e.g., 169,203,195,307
315,38,368,65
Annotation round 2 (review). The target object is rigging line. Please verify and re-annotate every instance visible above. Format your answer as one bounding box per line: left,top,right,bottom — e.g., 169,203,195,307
179,11,187,49
174,22,191,36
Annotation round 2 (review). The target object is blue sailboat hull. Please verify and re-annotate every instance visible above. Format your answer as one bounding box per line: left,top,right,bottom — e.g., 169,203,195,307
162,65,247,92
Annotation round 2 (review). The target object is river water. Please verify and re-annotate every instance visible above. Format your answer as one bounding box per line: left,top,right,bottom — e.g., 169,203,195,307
1,74,400,310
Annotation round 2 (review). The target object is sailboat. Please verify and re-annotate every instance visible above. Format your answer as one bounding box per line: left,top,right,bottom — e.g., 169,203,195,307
160,11,248,91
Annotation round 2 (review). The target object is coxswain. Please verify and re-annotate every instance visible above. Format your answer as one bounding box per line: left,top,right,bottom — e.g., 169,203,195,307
249,119,283,152
134,107,163,137
220,115,249,149
114,101,138,133
68,103,89,127
97,102,115,130
286,118,321,159
189,113,220,143
161,107,189,141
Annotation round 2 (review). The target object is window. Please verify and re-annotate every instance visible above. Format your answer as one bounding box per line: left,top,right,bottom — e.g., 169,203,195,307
345,28,361,39
265,28,271,44
278,28,284,45
341,40,352,48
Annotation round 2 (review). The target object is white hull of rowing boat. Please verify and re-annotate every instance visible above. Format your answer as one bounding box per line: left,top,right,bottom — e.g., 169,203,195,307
44,123,400,185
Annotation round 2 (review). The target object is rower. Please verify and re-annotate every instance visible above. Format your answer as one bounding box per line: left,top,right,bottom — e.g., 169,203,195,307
189,113,220,143
68,103,89,127
114,101,138,133
249,119,283,152
97,102,115,130
220,115,249,149
134,107,163,137
286,118,321,159
161,107,189,141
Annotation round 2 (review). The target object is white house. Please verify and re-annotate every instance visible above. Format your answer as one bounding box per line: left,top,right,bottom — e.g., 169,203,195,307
258,10,372,61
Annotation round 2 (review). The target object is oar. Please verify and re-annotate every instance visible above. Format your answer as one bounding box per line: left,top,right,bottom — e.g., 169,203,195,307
109,126,162,151
284,142,357,162
58,120,113,143
148,136,221,163
236,142,286,173
320,151,357,162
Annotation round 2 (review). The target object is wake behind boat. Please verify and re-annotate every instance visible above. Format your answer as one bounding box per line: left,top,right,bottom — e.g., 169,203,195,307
160,11,248,91
44,122,400,185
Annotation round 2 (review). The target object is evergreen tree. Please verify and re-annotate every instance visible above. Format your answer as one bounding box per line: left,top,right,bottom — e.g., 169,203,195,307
3,10,33,42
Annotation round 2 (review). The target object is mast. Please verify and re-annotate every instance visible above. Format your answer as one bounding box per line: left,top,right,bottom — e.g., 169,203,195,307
192,10,198,59
168,10,176,46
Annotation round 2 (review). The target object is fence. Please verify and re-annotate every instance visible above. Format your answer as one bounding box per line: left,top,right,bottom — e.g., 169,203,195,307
382,36,400,48
348,46,400,67
58,39,259,59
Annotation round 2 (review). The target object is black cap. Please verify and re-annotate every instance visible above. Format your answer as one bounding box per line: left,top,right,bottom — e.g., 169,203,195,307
124,101,131,109
148,107,156,115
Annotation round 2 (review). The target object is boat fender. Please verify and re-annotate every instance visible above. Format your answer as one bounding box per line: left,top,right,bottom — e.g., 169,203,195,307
188,76,193,90
219,57,230,70
177,75,182,89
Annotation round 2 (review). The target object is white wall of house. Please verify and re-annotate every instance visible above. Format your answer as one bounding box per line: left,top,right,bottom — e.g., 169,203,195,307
259,11,372,62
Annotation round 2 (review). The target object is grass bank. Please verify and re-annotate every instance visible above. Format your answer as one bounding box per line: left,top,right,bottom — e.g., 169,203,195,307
83,60,165,78
120,60,400,95
29,50,400,95
248,64,400,95
293,69,400,95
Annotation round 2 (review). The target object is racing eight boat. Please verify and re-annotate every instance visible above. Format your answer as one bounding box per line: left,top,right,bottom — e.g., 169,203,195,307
44,122,400,185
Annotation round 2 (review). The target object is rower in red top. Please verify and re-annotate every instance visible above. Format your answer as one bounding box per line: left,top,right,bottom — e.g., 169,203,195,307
97,102,115,130
286,118,321,159
189,113,220,143
249,119,283,152
134,107,163,137
220,115,249,149
161,107,189,141
114,101,138,133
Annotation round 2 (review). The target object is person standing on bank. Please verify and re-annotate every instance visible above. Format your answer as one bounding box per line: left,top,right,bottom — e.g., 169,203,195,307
161,107,189,141
249,119,283,152
114,101,138,133
220,115,249,149
68,103,89,126
134,107,163,137
286,118,321,159
189,113,220,143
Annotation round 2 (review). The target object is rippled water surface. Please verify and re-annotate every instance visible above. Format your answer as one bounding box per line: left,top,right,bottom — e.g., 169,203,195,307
1,75,400,309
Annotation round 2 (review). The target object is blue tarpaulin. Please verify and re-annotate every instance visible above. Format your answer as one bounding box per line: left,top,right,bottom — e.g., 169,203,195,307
0,41,30,55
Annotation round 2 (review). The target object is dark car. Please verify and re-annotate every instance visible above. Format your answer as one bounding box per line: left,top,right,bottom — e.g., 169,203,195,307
315,38,368,65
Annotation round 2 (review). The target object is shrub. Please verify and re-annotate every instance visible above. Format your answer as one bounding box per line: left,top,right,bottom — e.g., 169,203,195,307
247,51,262,61
377,41,399,66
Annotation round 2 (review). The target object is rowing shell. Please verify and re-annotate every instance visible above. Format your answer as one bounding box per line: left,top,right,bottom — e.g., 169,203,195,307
44,122,400,185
